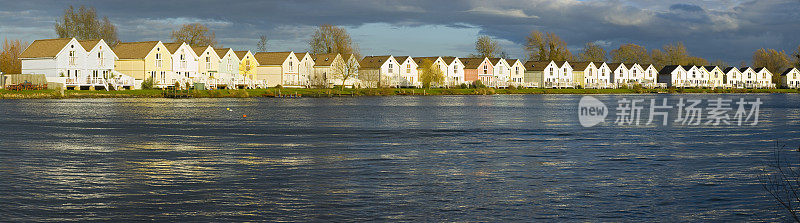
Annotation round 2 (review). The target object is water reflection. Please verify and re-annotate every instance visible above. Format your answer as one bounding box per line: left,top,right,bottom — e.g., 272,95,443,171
0,95,798,221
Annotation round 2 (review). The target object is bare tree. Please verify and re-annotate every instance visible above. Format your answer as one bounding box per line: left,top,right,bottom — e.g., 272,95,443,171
710,59,729,68
650,42,708,69
358,69,382,88
472,35,505,58
331,55,359,90
524,30,572,61
256,34,268,52
762,143,800,222
54,5,119,46
578,42,607,62
0,38,27,74
171,23,217,47
309,25,360,58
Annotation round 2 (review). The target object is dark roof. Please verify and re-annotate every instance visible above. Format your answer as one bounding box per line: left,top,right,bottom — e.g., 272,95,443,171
659,65,682,75
460,58,487,69
441,56,457,64
524,61,553,71
360,56,393,69
607,63,624,71
681,65,696,71
782,68,798,76
488,58,504,65
570,62,593,70
739,67,752,72
394,56,410,64
20,38,74,58
414,57,441,65
505,59,520,65
554,61,569,67
723,67,739,73
754,67,768,73
703,66,718,71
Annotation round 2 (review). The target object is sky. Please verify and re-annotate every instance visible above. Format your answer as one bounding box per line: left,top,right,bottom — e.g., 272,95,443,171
1,0,799,64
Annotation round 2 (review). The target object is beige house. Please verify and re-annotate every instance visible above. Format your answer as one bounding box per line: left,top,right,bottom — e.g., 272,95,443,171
254,51,301,87
311,53,360,88
507,59,525,86
570,62,596,88
294,52,314,87
114,41,174,88
702,66,725,88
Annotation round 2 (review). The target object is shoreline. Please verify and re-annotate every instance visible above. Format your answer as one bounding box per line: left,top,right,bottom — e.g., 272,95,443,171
1,88,798,99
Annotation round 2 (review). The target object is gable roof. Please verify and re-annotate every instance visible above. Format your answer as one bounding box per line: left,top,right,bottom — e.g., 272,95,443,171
162,42,183,54
702,66,719,72
570,62,593,70
19,38,75,58
414,57,441,65
191,46,209,55
294,52,309,61
782,68,798,76
77,39,102,51
114,41,160,59
311,53,340,66
505,59,520,66
754,67,769,73
739,67,754,73
460,58,487,69
488,58,505,65
607,63,626,71
394,56,410,64
659,65,682,75
360,56,393,69
524,61,553,71
254,52,292,65
554,61,569,67
214,48,234,58
723,67,739,73
441,56,458,64
234,51,251,60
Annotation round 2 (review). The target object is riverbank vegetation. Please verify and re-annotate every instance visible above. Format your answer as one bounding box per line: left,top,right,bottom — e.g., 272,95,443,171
1,87,799,99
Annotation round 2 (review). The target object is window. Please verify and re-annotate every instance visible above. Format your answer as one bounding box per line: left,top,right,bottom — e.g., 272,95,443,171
483,65,488,74
406,64,410,73
246,60,251,71
206,57,211,69
69,50,76,65
453,65,457,74
388,63,393,73
289,61,293,72
155,53,162,68
180,53,187,69
99,51,104,66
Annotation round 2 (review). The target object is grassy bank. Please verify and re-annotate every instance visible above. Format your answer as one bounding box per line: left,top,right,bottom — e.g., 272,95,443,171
1,87,798,99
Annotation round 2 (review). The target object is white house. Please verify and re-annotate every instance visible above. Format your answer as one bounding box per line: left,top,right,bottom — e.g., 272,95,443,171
608,63,629,85
701,66,725,88
414,56,447,86
723,67,742,88
683,65,705,87
360,55,401,87
754,67,774,88
80,39,133,89
163,42,199,84
443,57,465,86
628,63,645,84
294,52,314,87
781,67,800,89
19,38,87,85
658,65,687,87
643,64,658,85
490,58,510,87
739,67,758,88
555,61,573,88
215,48,240,88
596,62,612,88
394,56,418,87
507,59,525,86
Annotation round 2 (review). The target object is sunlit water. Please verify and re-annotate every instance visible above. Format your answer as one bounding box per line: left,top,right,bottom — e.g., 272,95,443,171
1,94,799,221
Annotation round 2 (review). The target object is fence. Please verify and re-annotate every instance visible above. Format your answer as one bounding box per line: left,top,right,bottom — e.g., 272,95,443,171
3,74,47,87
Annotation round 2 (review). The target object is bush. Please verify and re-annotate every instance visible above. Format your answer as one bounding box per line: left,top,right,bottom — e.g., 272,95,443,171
141,78,154,90
472,80,485,88
275,85,283,89
459,83,468,89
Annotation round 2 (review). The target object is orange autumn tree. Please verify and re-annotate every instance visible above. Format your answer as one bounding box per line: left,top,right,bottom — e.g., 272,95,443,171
0,38,27,74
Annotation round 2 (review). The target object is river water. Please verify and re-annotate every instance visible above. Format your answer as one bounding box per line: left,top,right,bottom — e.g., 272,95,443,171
1,94,798,221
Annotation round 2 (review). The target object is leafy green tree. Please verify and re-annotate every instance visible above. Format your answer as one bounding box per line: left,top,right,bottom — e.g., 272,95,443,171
753,48,791,84
419,59,444,88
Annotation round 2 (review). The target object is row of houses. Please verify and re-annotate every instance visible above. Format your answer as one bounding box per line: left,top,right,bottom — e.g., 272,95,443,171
16,37,800,90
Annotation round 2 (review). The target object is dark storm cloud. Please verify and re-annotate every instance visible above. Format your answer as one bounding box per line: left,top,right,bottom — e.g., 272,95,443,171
0,0,798,63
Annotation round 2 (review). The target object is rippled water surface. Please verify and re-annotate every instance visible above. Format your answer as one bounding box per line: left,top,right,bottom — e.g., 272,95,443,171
1,94,799,221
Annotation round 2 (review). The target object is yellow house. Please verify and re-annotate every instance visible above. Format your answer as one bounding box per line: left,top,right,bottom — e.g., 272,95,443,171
114,41,173,88
235,50,259,86
192,45,219,80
